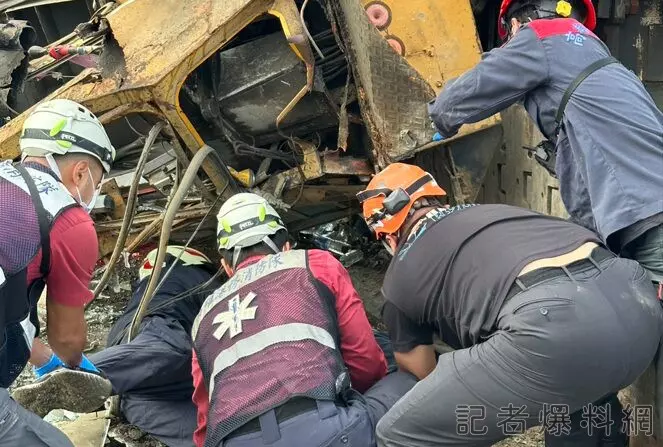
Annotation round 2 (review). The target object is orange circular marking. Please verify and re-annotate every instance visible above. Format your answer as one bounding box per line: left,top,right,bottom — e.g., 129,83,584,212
365,1,391,30
386,35,405,56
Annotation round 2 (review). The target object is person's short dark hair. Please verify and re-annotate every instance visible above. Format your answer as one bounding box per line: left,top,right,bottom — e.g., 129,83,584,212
219,229,289,267
52,152,103,172
510,5,548,24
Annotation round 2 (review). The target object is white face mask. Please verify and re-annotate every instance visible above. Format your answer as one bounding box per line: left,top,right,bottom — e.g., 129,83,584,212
44,154,101,214
75,167,101,214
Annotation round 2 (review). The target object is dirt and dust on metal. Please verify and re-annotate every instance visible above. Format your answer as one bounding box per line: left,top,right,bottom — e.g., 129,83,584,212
0,0,506,445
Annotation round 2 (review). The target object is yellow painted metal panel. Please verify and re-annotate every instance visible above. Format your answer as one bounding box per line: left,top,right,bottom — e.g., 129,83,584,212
358,0,500,143
361,0,483,95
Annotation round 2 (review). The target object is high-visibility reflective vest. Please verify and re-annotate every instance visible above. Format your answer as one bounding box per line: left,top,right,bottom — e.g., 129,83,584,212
192,250,347,445
0,161,77,387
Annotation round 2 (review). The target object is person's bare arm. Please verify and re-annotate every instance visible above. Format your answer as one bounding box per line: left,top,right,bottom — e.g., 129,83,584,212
46,300,86,366
381,301,437,380
394,344,437,380
42,208,97,367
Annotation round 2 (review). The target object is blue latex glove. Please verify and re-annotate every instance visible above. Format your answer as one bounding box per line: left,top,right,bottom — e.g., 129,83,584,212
432,132,445,142
78,354,100,374
34,353,65,379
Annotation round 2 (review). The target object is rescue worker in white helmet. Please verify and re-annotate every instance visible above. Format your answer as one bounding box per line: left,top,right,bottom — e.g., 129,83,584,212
190,192,416,447
15,245,222,447
0,98,114,445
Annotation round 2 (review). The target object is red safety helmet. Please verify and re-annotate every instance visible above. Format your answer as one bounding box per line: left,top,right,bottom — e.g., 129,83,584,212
356,163,447,239
498,0,597,40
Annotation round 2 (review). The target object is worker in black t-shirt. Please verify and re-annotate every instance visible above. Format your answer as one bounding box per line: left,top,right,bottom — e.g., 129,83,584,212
356,163,663,447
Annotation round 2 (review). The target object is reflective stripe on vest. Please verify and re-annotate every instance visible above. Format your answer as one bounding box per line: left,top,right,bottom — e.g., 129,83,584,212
0,161,76,218
193,250,345,443
207,322,337,399
0,161,76,387
192,250,311,338
192,252,341,398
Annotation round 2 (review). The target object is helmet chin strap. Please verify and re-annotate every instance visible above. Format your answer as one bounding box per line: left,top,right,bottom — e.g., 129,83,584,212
231,236,282,270
381,239,394,257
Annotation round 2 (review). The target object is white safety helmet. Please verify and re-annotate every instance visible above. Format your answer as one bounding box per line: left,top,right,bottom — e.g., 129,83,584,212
216,193,287,268
19,99,115,174
138,245,212,282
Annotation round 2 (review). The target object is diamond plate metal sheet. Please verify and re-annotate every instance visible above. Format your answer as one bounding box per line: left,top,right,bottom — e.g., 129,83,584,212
327,0,437,169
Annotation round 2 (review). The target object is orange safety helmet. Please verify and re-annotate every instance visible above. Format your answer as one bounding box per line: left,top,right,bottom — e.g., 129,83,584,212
498,0,597,40
357,163,447,239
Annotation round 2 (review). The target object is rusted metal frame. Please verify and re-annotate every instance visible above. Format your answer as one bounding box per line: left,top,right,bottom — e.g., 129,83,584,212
96,206,210,232
96,101,159,124
148,0,273,197
268,0,317,128
0,73,150,159
157,108,237,198
408,118,501,157
261,141,323,197
95,102,215,203
149,0,316,198
321,152,374,176
100,178,125,219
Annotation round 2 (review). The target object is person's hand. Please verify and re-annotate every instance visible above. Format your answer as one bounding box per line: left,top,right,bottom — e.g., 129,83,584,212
77,354,100,374
33,352,64,379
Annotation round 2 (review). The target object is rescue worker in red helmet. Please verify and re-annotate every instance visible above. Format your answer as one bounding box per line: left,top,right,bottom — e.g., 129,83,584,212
190,193,416,447
428,5,663,440
357,163,662,447
428,0,663,304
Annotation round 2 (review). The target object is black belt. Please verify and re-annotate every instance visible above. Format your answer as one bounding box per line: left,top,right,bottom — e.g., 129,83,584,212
226,397,319,439
504,246,615,302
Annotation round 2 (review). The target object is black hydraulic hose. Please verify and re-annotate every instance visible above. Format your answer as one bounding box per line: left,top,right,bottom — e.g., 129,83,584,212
127,144,216,340
89,121,165,308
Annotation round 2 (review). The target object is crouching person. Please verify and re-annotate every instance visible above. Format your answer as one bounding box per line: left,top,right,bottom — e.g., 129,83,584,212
14,245,221,447
191,193,416,447
356,163,663,447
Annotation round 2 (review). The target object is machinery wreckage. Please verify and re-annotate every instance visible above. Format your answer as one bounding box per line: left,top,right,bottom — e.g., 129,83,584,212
0,0,502,280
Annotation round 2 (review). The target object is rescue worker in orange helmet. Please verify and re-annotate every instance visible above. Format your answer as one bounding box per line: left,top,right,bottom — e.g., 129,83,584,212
357,163,663,447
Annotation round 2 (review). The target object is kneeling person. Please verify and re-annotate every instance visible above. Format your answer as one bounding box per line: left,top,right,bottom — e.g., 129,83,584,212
15,245,220,447
191,193,416,447
356,163,663,447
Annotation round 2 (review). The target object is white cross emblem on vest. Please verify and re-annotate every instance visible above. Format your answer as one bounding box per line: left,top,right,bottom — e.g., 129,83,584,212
212,292,258,340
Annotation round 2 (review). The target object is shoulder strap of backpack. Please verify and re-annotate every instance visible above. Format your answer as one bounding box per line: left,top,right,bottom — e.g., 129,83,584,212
554,56,620,136
15,164,51,277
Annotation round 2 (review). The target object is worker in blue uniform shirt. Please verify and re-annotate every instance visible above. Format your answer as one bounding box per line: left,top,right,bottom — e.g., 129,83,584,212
429,0,663,290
